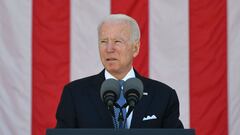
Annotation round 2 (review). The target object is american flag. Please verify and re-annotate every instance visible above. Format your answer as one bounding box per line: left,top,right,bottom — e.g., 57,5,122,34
0,0,239,135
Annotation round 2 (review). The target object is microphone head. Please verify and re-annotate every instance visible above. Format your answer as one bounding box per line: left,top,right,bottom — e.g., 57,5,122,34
123,78,144,103
100,78,120,106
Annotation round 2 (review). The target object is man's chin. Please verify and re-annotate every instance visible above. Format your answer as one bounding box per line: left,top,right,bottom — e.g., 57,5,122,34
105,68,120,74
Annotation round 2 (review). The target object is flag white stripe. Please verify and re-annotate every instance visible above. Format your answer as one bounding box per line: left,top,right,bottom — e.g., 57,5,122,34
70,0,110,81
149,0,190,128
227,0,240,134
0,0,32,135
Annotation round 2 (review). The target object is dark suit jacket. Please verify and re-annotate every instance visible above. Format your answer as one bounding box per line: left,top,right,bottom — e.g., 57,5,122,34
56,70,183,128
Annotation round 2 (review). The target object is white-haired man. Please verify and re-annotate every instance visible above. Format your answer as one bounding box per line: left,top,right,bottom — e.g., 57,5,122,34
56,14,183,128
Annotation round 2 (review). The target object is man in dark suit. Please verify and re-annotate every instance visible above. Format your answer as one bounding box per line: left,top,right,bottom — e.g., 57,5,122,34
56,14,183,128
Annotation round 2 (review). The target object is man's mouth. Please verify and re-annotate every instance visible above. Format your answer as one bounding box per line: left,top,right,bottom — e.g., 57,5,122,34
106,58,117,61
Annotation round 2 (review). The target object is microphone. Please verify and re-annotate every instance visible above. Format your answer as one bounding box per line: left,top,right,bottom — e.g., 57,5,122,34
123,78,143,118
100,79,120,112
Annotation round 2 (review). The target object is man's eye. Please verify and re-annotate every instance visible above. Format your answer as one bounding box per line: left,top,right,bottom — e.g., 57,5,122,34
115,40,121,43
100,40,107,44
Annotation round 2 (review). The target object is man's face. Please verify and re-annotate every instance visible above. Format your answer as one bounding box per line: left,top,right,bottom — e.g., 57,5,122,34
98,22,140,75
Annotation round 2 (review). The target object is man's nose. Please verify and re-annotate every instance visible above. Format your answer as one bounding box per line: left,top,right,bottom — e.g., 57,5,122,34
106,42,115,52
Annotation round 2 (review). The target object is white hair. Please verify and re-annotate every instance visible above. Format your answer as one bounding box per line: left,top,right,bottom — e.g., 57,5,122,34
98,14,141,43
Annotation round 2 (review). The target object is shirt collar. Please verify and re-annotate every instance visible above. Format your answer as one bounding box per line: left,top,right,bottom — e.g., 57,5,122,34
104,67,136,81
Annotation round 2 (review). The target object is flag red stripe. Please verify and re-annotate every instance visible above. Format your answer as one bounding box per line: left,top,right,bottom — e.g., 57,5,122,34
32,0,70,135
111,0,149,77
189,0,228,134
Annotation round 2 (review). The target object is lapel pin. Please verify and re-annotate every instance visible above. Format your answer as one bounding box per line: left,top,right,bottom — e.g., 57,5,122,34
143,92,148,96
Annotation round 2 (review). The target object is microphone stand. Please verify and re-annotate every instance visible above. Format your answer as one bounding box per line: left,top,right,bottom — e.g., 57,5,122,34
118,107,124,128
114,103,126,129
114,103,135,129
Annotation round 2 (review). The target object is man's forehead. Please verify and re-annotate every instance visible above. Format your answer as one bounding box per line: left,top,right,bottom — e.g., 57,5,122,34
98,21,132,41
99,29,131,40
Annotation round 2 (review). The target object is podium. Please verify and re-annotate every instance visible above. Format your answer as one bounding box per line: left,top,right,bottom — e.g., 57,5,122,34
46,128,195,135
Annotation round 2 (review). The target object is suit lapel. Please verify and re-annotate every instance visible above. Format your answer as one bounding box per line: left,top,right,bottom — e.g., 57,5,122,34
87,70,114,128
130,71,155,128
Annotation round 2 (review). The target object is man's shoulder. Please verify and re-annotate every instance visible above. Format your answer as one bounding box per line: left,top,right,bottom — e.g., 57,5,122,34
139,76,174,90
139,76,180,105
134,69,173,91
64,72,104,89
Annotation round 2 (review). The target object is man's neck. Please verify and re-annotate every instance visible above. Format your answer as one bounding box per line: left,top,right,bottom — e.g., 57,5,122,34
111,72,128,80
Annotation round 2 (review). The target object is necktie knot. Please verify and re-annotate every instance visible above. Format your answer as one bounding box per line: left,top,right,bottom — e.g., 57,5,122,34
117,80,125,106
119,80,124,90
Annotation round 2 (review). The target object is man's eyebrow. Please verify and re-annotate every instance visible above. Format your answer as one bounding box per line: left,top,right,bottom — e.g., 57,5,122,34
99,38,108,40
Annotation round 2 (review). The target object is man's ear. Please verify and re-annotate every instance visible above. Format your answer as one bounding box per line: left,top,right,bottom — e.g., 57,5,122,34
133,41,140,58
